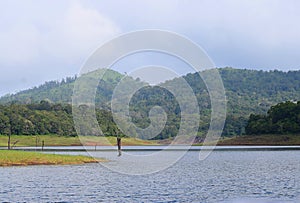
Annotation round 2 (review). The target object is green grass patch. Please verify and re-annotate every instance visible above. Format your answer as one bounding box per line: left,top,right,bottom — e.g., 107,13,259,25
0,135,159,147
0,150,102,166
2,134,300,147
80,136,159,146
0,135,82,147
217,134,300,145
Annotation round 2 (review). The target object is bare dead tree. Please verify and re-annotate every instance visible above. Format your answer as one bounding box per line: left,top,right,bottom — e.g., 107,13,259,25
7,133,11,150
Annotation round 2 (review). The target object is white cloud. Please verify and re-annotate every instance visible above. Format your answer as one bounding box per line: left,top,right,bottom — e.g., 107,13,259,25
0,0,300,96
0,1,120,67
0,23,40,66
201,0,300,48
0,1,121,96
108,0,300,49
43,2,120,62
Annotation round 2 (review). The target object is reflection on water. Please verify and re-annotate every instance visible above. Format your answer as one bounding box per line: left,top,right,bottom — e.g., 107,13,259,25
0,150,300,202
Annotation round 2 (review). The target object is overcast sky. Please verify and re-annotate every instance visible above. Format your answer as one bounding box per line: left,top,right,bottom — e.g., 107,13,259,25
0,0,300,96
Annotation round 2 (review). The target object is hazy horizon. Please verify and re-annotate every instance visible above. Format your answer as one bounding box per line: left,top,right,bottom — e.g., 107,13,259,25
1,0,300,96
1,66,298,97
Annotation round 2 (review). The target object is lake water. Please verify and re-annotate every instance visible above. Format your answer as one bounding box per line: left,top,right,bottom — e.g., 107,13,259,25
1,148,300,202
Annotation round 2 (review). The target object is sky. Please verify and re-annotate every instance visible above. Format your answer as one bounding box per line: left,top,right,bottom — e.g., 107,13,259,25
0,0,300,96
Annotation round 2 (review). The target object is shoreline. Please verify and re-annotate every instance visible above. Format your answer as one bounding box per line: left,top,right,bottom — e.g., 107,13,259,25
4,145,300,152
0,150,104,167
1,134,300,148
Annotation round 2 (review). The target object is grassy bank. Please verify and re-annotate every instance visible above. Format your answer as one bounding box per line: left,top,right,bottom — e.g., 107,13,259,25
0,150,102,166
0,135,158,147
2,134,300,147
217,134,300,146
0,135,81,147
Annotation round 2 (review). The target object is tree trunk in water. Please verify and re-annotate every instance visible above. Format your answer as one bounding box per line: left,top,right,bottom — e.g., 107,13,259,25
117,137,122,156
7,134,11,150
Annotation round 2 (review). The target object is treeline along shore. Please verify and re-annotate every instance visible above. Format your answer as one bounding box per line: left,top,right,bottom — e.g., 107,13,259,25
1,101,300,147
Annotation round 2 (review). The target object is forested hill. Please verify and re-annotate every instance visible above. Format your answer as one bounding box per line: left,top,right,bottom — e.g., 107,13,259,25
0,69,125,105
1,68,300,137
2,68,300,109
218,68,300,115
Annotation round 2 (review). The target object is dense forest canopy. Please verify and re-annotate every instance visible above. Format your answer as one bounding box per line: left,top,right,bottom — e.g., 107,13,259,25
0,101,123,137
1,67,300,138
246,101,300,135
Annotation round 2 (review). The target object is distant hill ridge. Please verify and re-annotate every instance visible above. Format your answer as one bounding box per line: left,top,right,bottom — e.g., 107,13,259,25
2,67,300,116
0,69,123,105
1,67,300,137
